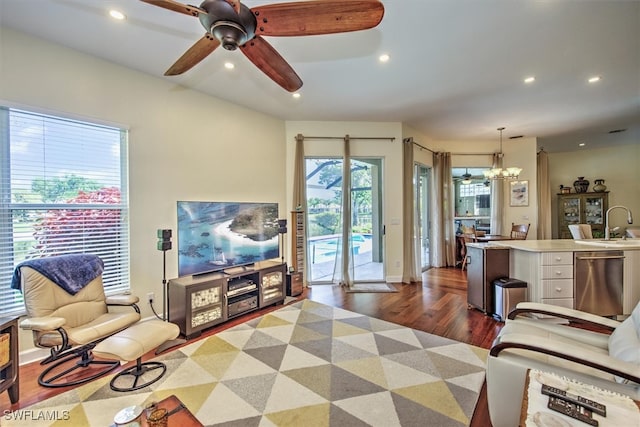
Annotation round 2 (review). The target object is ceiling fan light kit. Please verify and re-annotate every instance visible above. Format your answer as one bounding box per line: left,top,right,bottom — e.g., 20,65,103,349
483,127,522,180
461,168,472,185
141,0,385,92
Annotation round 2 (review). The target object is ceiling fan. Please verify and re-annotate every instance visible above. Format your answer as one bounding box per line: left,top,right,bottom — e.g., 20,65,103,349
454,168,473,184
140,0,385,92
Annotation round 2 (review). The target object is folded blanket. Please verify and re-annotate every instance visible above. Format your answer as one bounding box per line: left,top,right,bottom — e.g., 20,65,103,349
11,254,104,295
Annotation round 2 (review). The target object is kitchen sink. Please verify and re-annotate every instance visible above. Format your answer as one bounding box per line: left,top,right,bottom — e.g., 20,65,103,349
575,238,640,248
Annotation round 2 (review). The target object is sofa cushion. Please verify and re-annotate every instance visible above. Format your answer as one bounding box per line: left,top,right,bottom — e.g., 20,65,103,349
608,302,640,383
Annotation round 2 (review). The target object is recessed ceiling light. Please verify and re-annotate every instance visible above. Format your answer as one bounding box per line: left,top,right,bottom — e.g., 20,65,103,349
224,62,235,70
579,142,586,147
292,93,301,99
378,54,390,63
109,9,126,20
588,76,601,83
524,76,535,84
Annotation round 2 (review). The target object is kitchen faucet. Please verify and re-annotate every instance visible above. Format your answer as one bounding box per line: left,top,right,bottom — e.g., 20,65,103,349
604,205,633,240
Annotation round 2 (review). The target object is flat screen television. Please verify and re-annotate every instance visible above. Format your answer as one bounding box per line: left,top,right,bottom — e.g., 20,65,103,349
177,201,279,276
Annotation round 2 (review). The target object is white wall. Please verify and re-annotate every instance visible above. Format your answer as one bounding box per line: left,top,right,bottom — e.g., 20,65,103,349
548,144,640,237
1,28,287,354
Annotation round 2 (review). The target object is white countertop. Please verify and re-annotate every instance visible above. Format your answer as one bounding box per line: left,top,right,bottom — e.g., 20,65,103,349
485,239,640,252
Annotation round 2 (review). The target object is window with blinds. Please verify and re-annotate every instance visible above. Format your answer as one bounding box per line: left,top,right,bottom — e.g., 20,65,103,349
0,107,130,315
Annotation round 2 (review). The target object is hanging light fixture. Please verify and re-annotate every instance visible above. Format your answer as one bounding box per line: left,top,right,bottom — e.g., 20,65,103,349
483,127,522,180
461,168,473,185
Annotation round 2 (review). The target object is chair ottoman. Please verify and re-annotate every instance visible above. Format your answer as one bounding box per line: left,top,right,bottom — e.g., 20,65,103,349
93,320,180,391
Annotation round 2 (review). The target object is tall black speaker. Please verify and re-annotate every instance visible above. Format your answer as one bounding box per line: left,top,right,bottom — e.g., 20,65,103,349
277,219,287,265
157,229,172,252
156,229,172,321
154,228,186,353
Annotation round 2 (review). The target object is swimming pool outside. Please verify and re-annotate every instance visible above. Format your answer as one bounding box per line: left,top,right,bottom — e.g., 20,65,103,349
309,234,372,264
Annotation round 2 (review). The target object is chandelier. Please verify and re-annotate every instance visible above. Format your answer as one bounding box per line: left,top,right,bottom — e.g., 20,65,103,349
483,127,522,180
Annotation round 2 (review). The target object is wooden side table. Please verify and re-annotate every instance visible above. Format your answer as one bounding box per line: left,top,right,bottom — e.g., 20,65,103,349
141,395,203,427
0,316,19,404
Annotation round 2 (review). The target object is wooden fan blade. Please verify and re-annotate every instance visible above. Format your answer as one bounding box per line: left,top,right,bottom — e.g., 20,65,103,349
165,34,221,76
140,0,205,17
251,0,384,36
240,36,302,92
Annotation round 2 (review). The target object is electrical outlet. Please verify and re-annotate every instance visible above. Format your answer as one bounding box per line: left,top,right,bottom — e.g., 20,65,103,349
147,292,155,304
395,260,401,268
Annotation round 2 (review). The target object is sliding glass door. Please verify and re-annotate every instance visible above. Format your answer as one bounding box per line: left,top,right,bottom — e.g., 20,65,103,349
415,164,431,270
305,157,384,283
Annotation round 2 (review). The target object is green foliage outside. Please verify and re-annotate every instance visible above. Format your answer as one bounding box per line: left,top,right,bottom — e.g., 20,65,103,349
30,174,101,203
307,159,373,238
10,175,121,259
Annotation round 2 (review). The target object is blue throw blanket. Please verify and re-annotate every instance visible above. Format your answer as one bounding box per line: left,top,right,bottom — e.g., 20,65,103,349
11,254,104,295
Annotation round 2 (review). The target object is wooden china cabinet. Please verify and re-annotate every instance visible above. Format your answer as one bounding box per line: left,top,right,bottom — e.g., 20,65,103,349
557,192,608,239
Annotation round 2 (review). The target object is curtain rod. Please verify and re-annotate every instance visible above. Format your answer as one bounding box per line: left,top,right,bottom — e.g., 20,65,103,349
453,152,497,156
405,137,495,156
296,134,395,141
405,137,435,154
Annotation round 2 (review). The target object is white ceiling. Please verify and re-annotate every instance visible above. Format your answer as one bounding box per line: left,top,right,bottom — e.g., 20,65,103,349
1,0,639,152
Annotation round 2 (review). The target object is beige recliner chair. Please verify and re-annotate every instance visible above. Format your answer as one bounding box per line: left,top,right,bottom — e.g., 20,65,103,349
486,302,640,427
14,254,141,388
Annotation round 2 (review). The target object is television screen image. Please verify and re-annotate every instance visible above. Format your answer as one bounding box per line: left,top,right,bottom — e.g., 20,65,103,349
177,201,279,276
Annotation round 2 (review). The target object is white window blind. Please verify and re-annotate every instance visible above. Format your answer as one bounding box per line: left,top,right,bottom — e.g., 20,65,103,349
0,107,130,315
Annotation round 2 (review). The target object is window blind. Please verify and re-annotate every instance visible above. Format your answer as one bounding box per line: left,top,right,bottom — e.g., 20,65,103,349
0,107,130,315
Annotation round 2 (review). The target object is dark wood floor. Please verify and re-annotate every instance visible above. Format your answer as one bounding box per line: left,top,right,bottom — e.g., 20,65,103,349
1,267,502,426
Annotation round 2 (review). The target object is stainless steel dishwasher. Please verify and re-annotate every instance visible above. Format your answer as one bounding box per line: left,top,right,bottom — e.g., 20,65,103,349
574,251,624,317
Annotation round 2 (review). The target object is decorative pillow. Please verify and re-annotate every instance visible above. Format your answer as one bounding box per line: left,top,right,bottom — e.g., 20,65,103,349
608,302,640,383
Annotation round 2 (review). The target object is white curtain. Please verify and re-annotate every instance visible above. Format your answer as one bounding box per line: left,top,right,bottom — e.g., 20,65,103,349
402,139,420,283
334,136,355,287
537,149,552,239
490,153,504,235
293,134,306,210
431,152,456,267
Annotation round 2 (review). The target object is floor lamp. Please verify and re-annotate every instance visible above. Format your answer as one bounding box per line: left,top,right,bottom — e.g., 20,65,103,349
156,229,186,354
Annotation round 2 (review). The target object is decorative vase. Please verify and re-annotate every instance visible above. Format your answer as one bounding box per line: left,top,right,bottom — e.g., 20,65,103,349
593,179,607,192
573,177,589,193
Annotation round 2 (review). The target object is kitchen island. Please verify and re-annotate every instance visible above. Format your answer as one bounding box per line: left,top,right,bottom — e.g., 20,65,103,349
487,239,640,316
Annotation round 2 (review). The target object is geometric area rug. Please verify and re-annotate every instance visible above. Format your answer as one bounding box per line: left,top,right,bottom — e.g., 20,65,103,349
4,300,488,426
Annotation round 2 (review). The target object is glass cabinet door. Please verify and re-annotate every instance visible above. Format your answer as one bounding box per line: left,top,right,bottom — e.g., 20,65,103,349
562,197,580,225
584,196,604,225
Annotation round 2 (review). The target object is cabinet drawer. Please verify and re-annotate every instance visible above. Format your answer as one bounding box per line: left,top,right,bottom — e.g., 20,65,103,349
541,252,573,266
541,265,573,279
542,279,573,298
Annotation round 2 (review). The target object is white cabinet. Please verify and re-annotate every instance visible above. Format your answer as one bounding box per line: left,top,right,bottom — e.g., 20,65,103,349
539,252,573,308
510,250,574,309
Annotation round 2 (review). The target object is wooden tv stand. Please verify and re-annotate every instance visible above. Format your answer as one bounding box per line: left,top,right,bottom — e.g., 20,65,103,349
168,262,286,339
